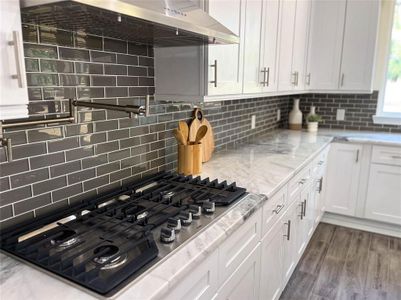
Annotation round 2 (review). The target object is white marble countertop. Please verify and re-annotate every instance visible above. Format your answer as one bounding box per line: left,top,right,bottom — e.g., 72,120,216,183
1,129,400,300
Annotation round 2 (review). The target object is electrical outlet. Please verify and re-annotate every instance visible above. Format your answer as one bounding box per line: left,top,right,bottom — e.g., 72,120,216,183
251,115,256,129
336,109,345,121
277,109,281,121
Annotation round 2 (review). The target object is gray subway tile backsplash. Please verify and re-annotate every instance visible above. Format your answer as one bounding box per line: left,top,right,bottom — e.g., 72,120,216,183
2,23,395,229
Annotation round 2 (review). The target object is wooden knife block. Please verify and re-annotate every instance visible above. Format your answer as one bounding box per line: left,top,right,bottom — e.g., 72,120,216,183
177,143,202,175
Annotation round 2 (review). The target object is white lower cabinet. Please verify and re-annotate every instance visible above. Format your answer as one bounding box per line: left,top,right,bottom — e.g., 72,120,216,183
215,244,261,300
364,164,401,225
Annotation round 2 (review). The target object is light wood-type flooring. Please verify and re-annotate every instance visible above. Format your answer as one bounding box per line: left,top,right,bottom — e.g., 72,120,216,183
280,223,401,300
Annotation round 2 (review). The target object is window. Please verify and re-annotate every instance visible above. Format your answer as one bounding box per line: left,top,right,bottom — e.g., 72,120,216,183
374,0,401,125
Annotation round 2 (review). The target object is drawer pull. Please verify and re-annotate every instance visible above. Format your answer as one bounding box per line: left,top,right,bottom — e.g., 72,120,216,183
284,220,291,241
272,204,284,214
303,199,307,217
391,155,401,159
299,202,304,220
298,178,306,185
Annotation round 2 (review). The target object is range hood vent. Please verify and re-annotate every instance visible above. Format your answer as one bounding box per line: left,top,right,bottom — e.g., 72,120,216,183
21,0,239,47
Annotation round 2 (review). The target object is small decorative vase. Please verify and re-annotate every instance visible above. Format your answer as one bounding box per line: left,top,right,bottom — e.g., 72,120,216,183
307,122,318,132
306,106,316,124
289,98,302,130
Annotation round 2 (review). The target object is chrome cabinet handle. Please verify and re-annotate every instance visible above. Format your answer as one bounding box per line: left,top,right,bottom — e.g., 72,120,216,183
391,155,401,159
303,199,307,217
341,73,345,87
210,60,217,87
261,67,267,86
356,149,360,163
8,31,25,88
291,72,297,85
319,177,323,193
284,220,291,241
299,178,306,185
295,71,299,86
272,204,284,214
299,201,304,220
306,73,311,85
266,67,270,86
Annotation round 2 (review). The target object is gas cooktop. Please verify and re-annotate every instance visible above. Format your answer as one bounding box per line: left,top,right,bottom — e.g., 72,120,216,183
0,172,247,296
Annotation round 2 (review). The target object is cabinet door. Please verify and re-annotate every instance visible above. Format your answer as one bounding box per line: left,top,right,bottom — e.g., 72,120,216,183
305,0,346,90
216,244,261,300
260,221,283,300
0,0,29,119
164,250,219,300
291,0,311,91
260,0,280,93
208,0,245,96
277,0,296,91
282,200,298,285
325,143,363,216
365,164,401,225
242,0,263,94
339,0,379,91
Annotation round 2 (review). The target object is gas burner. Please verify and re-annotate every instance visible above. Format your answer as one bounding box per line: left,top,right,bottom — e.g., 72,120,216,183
93,245,128,270
160,191,175,203
50,229,80,249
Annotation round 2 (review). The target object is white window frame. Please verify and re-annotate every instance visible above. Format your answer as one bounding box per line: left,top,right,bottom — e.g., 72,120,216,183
373,0,401,125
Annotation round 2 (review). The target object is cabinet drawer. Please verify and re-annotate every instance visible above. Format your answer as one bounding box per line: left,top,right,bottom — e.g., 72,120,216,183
312,146,330,177
262,185,287,237
218,209,262,285
288,167,310,201
164,250,219,300
371,146,401,166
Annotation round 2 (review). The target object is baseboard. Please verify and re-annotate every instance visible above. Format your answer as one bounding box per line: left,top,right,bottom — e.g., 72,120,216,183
322,212,401,238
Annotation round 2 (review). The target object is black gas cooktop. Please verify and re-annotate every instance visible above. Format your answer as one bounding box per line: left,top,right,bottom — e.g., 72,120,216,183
0,172,246,296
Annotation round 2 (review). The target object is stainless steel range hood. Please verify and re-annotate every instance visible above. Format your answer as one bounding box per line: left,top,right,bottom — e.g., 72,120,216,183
20,0,239,46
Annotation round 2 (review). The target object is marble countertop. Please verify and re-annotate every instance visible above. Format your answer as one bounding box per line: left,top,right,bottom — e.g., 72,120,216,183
1,129,400,300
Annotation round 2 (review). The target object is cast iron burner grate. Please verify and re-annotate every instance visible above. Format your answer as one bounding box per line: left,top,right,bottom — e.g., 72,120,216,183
0,171,246,295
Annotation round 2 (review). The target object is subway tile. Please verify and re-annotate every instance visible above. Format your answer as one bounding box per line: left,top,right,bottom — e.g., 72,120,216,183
11,168,49,188
0,211,34,229
43,87,76,100
105,87,128,97
66,146,94,161
120,136,140,149
28,101,62,115
0,159,30,177
48,137,80,152
79,110,106,123
104,38,127,53
129,87,148,96
119,118,140,129
60,74,90,86
98,182,121,194
28,87,43,100
95,120,118,132
50,161,81,178
33,176,67,195
95,141,119,154
65,123,93,136
77,87,104,99
0,177,10,192
138,77,154,86
108,129,129,141
40,59,74,73
83,175,109,191
25,58,40,72
128,43,148,56
130,126,149,136
68,168,96,184
80,132,107,145
148,67,154,76
59,47,90,61
0,186,32,206
75,33,103,50
97,162,120,176
82,154,108,169
138,56,154,66
27,73,59,86
22,24,38,43
14,193,52,215
75,62,103,74
35,199,69,218
0,205,13,221
39,27,73,46
117,76,138,86
69,190,97,205
27,127,63,143
109,149,130,162
121,155,141,168
104,64,127,75
110,168,131,182
128,66,147,76
117,54,138,65
52,183,83,202
24,44,58,59
91,51,116,63
91,75,116,86
12,143,47,160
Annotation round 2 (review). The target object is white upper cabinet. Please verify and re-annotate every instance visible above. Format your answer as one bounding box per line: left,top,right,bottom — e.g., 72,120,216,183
339,0,380,91
208,0,245,96
0,0,29,120
305,0,346,90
